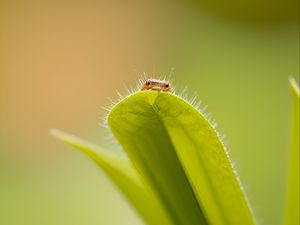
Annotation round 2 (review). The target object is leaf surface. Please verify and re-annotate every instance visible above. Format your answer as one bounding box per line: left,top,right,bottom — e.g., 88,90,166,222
108,91,256,225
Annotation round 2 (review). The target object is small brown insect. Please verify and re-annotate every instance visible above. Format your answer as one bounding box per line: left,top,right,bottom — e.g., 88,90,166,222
141,79,172,92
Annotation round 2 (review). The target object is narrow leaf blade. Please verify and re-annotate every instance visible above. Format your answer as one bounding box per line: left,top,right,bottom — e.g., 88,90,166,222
284,78,299,225
50,129,173,225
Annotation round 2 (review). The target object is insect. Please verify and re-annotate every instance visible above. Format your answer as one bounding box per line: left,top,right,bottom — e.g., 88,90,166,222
141,79,172,92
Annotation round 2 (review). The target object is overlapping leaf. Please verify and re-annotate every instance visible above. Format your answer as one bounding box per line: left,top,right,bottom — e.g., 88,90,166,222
50,129,173,225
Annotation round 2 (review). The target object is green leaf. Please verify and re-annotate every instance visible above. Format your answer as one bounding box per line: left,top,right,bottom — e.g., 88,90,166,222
50,129,174,225
284,78,299,225
108,91,256,225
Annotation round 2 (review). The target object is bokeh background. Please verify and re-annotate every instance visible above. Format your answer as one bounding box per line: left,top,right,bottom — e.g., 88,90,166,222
0,0,299,225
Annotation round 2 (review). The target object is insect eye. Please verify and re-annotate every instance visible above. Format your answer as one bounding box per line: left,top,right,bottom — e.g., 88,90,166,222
146,81,151,85
165,84,169,88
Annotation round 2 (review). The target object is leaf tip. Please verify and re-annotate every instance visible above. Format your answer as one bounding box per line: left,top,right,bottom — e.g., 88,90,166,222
49,128,77,145
289,76,300,97
49,128,62,139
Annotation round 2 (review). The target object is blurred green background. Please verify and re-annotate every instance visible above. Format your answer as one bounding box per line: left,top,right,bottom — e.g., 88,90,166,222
0,0,298,225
